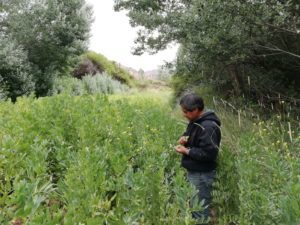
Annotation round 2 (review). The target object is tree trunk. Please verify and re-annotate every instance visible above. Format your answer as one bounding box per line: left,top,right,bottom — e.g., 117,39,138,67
227,63,243,95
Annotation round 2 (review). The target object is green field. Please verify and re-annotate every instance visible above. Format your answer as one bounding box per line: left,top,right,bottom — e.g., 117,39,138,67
1,93,299,225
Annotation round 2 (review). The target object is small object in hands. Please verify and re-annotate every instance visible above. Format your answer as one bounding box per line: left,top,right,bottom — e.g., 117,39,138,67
182,136,189,142
178,135,189,145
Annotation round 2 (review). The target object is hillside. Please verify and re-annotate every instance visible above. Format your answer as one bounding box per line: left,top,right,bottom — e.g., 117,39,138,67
73,51,137,87
119,65,160,80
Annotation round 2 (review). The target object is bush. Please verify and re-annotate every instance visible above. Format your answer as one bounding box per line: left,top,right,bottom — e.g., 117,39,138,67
51,76,85,96
0,87,8,101
73,58,102,79
83,73,129,94
52,73,129,96
0,37,34,102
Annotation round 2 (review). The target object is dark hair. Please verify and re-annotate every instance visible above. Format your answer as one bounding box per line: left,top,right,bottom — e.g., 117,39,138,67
179,93,204,111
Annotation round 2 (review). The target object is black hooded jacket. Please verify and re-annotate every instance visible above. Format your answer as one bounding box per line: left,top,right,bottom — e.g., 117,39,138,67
181,111,221,172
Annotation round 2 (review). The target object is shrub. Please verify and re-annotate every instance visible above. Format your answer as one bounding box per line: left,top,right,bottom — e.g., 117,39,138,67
82,73,129,94
51,76,85,96
73,58,103,79
0,37,34,102
52,73,129,96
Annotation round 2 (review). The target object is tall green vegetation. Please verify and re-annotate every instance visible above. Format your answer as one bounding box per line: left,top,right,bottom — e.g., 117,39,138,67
0,94,199,225
52,73,129,96
114,0,300,101
0,0,93,100
210,98,300,224
0,92,299,224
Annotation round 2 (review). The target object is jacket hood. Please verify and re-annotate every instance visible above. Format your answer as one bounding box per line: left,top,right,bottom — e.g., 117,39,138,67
194,110,221,126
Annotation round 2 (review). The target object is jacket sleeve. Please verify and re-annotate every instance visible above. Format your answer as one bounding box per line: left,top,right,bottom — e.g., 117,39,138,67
188,126,220,162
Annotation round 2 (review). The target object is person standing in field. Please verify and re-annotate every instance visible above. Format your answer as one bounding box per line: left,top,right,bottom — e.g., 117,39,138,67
175,93,221,225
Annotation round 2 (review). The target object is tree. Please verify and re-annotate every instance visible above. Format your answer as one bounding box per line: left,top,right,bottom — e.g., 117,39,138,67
157,65,173,81
138,69,145,80
0,38,34,102
114,0,300,99
1,0,93,98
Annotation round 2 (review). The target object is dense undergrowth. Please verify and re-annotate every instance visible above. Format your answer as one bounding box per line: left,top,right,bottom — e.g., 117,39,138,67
208,97,300,225
0,91,299,224
51,73,129,96
0,94,200,225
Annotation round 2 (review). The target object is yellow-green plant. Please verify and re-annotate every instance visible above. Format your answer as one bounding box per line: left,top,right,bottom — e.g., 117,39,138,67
0,94,200,225
209,98,300,225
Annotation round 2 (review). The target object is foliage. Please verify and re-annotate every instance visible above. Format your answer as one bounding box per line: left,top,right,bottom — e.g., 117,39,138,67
157,65,174,82
0,37,34,102
0,94,201,225
0,90,299,224
1,0,93,98
52,73,129,96
51,76,85,96
82,73,129,94
114,0,300,100
81,51,136,87
209,98,299,225
72,58,101,79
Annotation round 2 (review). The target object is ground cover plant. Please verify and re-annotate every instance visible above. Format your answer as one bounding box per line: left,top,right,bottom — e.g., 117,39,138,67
0,91,299,225
210,98,300,225
0,93,201,225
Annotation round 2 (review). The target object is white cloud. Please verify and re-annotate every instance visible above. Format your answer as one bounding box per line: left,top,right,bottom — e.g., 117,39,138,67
86,0,178,71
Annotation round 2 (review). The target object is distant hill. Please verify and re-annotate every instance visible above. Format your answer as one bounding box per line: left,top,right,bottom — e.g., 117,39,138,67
120,65,160,80
119,65,140,79
144,69,160,80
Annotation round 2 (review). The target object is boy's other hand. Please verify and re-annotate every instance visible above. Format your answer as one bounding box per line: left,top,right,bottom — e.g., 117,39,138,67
175,145,189,155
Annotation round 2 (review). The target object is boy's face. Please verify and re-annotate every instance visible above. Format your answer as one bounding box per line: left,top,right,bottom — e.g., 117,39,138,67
181,107,202,121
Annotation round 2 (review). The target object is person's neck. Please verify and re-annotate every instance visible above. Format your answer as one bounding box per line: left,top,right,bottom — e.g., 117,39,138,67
190,110,204,122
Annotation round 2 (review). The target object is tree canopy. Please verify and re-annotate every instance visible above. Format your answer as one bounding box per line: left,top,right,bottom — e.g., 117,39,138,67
0,0,93,100
114,0,300,101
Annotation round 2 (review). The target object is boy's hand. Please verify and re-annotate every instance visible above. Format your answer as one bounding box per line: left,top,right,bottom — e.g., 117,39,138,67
175,145,189,155
178,136,189,145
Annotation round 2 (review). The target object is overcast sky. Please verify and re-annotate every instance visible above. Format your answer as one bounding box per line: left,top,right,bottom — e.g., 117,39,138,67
85,0,178,71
